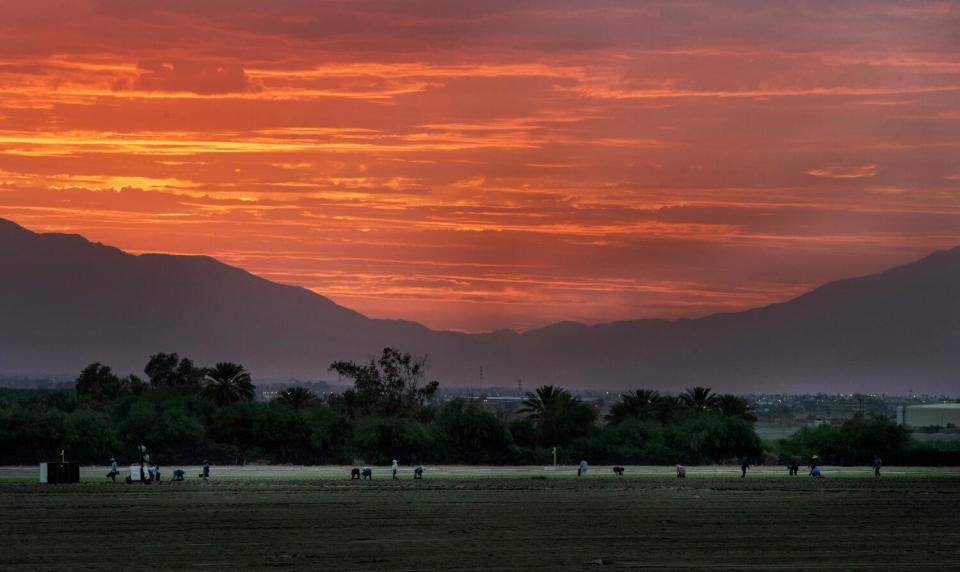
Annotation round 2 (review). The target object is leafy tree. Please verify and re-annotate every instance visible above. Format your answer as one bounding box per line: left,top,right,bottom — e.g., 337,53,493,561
75,362,126,401
124,374,150,395
519,385,570,420
0,398,70,463
209,401,261,464
201,362,255,406
326,388,365,420
650,395,685,423
536,392,597,447
432,400,512,463
114,392,207,460
329,348,439,416
842,414,910,459
63,408,115,461
778,414,910,465
667,414,761,464
602,417,662,448
145,352,204,394
507,417,538,448
517,385,597,447
679,386,719,412
277,386,317,414
353,416,432,463
256,405,313,463
714,394,757,422
606,389,662,423
304,406,353,463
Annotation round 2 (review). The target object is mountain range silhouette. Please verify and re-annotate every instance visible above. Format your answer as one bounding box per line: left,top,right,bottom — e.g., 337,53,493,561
1,217,957,393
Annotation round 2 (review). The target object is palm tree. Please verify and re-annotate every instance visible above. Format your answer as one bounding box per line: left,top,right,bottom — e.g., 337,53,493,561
715,394,757,422
606,389,662,422
278,386,317,414
519,385,571,420
679,386,718,412
201,362,255,406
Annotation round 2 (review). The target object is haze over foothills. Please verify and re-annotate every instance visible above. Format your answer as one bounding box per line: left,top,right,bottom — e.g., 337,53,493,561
3,217,960,393
1,1,959,335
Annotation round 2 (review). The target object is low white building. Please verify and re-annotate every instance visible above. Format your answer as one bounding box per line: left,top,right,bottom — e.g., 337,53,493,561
897,403,960,429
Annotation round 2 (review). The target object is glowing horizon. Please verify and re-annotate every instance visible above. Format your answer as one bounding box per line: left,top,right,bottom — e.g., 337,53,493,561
1,1,959,332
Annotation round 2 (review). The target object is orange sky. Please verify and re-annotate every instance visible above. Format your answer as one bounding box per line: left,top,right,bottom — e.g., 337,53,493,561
1,1,959,331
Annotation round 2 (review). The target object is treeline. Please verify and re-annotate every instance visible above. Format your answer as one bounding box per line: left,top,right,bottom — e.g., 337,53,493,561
776,414,960,466
0,348,768,466
3,347,950,466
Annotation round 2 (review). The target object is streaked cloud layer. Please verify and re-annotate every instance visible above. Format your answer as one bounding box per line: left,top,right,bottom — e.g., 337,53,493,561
1,0,959,331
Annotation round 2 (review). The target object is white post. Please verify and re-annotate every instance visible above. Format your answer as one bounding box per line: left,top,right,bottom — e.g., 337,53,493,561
552,446,557,469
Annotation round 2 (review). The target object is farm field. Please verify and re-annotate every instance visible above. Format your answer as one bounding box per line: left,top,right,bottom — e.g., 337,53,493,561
3,464,960,481
2,469,959,570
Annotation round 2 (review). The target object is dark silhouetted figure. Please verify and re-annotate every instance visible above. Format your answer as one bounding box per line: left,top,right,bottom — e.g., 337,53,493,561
172,469,185,481
612,466,625,476
740,458,750,478
199,461,210,481
107,458,119,482
351,467,361,480
414,465,424,479
675,464,686,478
873,455,882,477
788,460,800,476
361,466,372,480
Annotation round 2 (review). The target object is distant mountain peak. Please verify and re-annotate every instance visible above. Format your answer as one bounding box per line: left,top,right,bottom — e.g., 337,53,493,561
0,217,29,234
0,216,957,394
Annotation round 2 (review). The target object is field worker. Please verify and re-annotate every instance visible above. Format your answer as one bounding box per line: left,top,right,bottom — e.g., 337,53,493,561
788,459,800,476
391,459,399,480
414,465,424,479
172,469,185,481
107,458,119,482
872,455,882,477
578,460,588,476
200,460,210,481
740,458,750,478
809,455,819,472
154,464,161,482
810,467,824,478
675,464,686,478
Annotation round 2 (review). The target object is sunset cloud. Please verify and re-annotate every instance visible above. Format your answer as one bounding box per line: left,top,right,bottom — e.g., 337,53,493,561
119,60,262,95
0,0,958,331
806,164,879,179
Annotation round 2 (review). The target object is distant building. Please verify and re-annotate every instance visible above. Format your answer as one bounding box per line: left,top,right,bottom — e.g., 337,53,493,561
897,403,960,429
260,390,280,402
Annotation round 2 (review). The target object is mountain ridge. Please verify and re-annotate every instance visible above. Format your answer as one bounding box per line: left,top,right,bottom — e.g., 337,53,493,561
1,217,958,393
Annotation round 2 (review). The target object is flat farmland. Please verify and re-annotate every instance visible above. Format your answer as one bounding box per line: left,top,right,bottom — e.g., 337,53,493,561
2,470,959,570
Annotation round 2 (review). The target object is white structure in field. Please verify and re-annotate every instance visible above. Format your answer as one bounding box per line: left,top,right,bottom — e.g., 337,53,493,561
897,403,960,428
